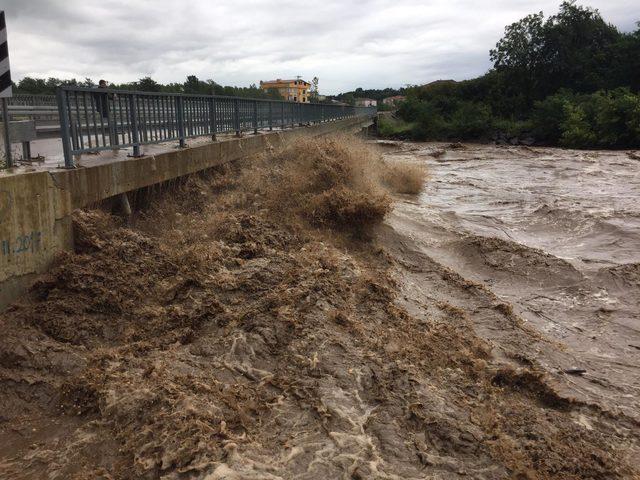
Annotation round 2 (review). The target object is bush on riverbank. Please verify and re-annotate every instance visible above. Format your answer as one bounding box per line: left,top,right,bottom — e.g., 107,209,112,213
377,116,415,139
384,87,640,148
533,88,640,148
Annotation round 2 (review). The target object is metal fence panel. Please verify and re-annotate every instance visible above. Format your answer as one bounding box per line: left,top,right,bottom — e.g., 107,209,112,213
55,86,376,168
7,94,57,106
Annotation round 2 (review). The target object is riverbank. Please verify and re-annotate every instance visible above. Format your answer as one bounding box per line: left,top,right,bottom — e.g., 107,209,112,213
0,137,638,478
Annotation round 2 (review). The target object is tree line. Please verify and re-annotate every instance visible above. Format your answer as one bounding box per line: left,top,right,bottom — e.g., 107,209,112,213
12,75,284,100
381,2,640,149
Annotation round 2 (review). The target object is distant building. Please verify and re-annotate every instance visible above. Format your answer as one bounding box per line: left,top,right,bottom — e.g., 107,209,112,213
260,78,311,102
382,95,406,106
355,98,377,107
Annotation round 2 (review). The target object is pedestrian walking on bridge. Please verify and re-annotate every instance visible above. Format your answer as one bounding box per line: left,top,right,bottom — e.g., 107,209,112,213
93,79,118,151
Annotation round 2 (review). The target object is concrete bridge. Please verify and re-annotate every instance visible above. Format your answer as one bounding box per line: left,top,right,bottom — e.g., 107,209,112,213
0,95,374,310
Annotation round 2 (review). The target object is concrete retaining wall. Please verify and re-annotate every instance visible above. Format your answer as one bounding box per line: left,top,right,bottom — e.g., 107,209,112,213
0,116,372,310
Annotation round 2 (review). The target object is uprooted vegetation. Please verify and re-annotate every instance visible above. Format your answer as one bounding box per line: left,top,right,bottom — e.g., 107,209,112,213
0,136,637,479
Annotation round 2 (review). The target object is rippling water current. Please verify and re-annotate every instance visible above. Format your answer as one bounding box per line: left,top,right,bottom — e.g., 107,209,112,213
381,141,640,418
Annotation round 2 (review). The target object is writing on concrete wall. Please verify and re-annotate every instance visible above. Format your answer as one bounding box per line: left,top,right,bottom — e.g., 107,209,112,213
1,231,42,256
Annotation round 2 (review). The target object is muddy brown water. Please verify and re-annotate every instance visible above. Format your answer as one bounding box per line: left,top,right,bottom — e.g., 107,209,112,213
380,140,640,420
1,138,640,478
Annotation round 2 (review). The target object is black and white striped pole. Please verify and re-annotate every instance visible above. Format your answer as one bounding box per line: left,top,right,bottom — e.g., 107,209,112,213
0,11,12,167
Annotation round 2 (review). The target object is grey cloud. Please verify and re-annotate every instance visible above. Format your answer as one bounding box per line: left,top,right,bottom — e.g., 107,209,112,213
2,0,637,94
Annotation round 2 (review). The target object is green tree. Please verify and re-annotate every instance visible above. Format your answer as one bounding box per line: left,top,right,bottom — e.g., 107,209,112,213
183,75,216,95
137,76,161,92
490,2,623,102
490,11,546,103
17,77,47,94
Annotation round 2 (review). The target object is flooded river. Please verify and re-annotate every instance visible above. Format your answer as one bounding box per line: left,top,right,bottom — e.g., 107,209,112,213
2,137,639,478
381,141,640,419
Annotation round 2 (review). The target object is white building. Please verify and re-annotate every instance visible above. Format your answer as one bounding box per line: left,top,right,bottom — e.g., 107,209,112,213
355,98,377,107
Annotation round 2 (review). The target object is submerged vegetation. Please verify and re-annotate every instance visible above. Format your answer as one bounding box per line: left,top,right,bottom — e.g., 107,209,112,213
383,2,640,148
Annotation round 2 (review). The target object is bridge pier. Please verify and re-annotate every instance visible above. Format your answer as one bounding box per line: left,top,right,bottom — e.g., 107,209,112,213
116,192,132,221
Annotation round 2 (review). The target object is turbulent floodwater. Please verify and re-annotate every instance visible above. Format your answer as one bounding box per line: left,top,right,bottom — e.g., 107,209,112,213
381,141,640,419
2,137,640,478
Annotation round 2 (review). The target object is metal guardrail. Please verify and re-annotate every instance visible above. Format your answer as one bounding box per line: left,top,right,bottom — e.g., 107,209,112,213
7,94,57,106
7,105,58,122
56,87,376,168
3,106,63,144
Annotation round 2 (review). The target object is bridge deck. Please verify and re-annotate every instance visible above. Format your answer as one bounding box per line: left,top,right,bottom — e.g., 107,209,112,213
2,127,285,174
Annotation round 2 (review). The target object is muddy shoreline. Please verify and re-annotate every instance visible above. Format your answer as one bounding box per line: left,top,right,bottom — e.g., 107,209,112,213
1,138,638,478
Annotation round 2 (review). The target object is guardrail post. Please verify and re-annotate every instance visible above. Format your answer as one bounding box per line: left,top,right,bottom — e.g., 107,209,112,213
234,98,241,137
281,102,285,129
176,96,186,147
21,141,31,161
268,102,273,131
56,88,74,168
252,100,258,135
209,96,217,141
129,94,142,157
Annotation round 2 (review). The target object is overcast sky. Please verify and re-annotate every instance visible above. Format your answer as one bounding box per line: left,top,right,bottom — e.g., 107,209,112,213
3,0,637,94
